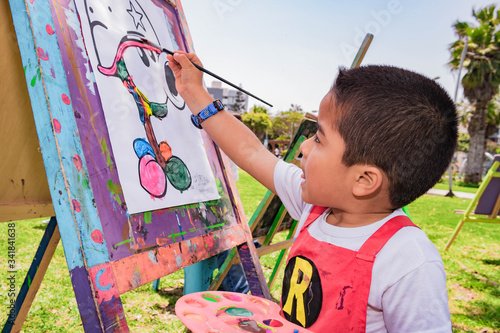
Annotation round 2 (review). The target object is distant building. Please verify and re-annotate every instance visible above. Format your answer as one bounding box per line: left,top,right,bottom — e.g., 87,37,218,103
207,81,248,114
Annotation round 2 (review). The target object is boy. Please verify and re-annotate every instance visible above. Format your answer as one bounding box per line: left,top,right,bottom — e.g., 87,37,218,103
167,52,456,332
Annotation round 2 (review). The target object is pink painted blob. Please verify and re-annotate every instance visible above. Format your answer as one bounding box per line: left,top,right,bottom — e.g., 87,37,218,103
91,229,104,244
72,199,81,212
73,154,83,171
53,119,61,133
46,24,55,35
37,47,49,61
139,155,166,197
61,93,71,105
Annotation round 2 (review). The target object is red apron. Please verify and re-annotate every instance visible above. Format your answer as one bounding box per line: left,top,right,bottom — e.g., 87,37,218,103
281,206,417,332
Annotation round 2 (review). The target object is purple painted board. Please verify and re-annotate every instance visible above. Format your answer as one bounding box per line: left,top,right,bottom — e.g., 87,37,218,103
49,0,239,262
474,155,500,215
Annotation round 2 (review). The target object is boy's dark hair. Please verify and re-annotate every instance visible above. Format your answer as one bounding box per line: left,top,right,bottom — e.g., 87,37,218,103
331,65,458,208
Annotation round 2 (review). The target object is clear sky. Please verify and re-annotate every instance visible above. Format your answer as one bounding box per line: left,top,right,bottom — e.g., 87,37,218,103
181,0,497,114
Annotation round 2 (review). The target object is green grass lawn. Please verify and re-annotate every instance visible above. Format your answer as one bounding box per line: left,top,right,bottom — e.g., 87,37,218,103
1,170,499,332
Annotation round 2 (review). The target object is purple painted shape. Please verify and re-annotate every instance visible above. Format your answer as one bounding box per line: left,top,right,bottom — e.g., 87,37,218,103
69,266,103,332
238,244,264,297
50,0,239,261
475,155,500,215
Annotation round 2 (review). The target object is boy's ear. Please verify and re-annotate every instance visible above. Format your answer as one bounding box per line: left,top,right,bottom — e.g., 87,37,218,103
352,166,384,197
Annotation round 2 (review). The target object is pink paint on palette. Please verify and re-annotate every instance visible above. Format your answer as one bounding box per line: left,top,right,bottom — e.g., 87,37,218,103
175,291,313,333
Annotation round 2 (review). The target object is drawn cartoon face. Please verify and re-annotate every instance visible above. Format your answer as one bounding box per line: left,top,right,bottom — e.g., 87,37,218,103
82,0,184,108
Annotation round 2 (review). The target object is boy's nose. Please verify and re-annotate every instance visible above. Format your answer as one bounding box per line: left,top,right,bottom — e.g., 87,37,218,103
299,137,313,157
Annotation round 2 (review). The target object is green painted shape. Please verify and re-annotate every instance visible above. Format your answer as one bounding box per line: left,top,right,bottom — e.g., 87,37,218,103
151,102,168,119
165,156,191,192
100,139,113,169
114,238,132,248
144,211,152,224
205,223,225,229
30,67,41,87
116,59,128,81
170,230,186,242
107,179,123,206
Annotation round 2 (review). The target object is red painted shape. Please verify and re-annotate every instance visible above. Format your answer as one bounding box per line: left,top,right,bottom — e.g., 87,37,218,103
73,154,83,171
61,93,71,105
91,229,104,244
46,24,55,35
53,119,61,133
37,47,49,61
72,199,81,212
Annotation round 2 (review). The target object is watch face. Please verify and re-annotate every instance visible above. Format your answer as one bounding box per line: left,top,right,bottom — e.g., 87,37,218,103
214,100,224,110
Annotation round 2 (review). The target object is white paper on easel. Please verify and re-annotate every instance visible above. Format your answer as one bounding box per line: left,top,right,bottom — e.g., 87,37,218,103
74,0,220,214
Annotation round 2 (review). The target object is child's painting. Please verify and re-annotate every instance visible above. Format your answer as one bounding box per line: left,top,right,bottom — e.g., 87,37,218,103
74,0,219,214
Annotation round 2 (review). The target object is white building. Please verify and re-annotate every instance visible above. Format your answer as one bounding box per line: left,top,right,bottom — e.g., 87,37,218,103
207,81,248,114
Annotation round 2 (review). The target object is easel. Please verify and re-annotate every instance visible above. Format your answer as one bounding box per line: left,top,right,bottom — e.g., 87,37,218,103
1,1,59,330
3,1,269,332
211,34,375,291
445,156,500,250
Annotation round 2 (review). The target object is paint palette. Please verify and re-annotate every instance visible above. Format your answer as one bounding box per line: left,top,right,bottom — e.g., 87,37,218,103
175,291,313,333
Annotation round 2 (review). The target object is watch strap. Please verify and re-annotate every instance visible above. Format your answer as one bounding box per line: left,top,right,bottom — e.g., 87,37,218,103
191,99,225,129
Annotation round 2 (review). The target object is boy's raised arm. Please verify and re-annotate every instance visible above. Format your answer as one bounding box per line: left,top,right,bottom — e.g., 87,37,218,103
167,51,279,193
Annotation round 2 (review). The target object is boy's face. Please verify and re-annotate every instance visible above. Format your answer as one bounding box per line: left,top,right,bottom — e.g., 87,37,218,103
299,93,352,208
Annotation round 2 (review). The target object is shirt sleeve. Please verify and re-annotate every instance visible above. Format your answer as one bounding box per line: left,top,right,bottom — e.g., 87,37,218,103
382,260,452,332
273,160,307,221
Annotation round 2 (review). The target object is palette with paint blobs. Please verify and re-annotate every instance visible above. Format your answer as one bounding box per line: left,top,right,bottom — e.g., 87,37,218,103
175,291,313,333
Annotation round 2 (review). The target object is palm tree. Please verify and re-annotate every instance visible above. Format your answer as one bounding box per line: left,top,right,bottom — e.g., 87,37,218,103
459,97,500,140
449,5,500,184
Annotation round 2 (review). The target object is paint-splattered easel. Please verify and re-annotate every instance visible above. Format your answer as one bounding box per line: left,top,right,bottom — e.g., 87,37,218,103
210,34,375,291
3,0,270,332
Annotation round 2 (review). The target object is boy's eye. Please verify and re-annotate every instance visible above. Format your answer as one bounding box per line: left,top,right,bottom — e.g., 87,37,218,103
314,135,320,143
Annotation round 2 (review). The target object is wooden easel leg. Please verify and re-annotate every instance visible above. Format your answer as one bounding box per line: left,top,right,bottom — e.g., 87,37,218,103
268,248,288,290
268,219,297,289
152,279,160,292
237,243,271,299
444,217,466,251
2,217,60,333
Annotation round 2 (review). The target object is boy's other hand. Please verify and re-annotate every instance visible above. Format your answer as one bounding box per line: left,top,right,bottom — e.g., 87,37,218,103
167,51,212,113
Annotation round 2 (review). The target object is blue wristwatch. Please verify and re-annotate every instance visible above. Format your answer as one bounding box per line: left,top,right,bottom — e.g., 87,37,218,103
191,100,225,129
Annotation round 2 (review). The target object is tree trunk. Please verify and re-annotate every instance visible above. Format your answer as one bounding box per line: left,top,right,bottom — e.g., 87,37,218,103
464,102,488,184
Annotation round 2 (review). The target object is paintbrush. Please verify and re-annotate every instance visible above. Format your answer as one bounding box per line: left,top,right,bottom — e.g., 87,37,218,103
140,38,273,107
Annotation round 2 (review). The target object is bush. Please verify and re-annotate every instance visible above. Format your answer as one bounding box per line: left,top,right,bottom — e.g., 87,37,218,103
456,180,480,188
